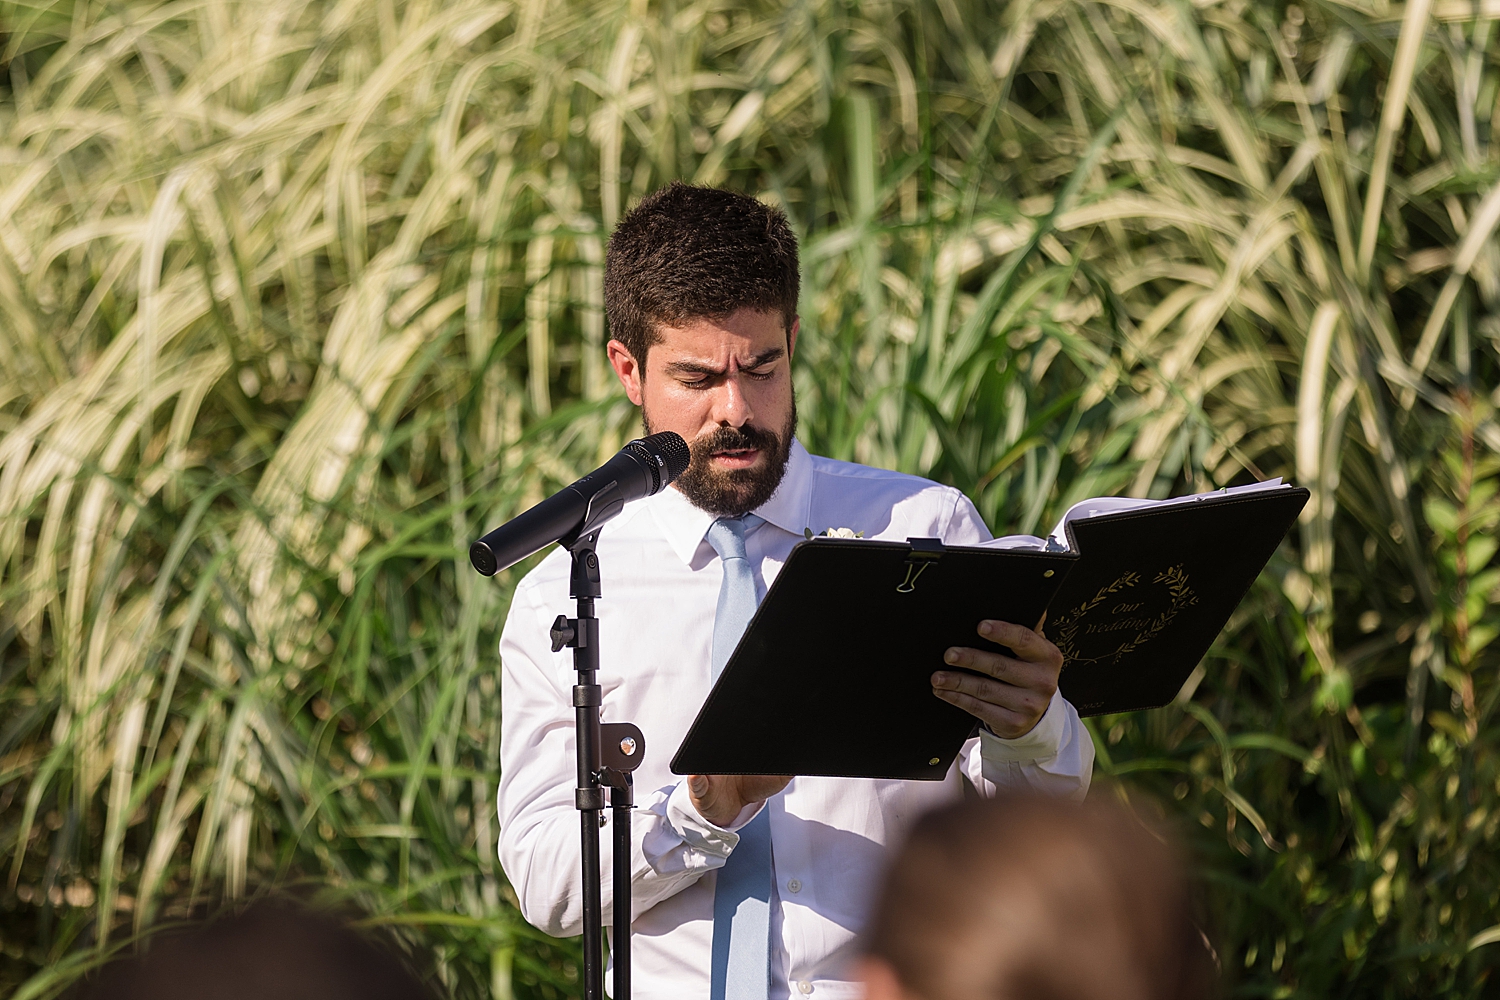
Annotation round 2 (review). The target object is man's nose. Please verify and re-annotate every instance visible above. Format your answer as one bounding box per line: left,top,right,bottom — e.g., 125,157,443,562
711,374,755,427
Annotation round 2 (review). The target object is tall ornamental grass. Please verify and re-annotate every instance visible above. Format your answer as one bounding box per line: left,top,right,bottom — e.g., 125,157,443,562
1,0,1498,996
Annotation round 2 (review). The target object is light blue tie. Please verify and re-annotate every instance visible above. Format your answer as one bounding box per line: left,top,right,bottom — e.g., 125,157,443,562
705,515,772,1000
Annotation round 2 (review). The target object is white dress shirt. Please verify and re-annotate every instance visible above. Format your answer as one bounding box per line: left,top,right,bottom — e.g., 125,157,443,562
497,440,1094,1000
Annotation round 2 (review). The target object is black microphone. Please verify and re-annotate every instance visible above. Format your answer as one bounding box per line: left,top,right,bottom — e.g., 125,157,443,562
470,431,691,576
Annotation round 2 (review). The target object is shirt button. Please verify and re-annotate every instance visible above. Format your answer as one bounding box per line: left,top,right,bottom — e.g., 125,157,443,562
787,878,802,893
797,981,813,995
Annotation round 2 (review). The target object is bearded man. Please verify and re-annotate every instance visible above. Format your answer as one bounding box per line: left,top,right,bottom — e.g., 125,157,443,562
496,183,1093,1000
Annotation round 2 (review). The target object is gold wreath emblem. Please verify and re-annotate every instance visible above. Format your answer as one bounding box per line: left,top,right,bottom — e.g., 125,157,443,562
1051,564,1198,668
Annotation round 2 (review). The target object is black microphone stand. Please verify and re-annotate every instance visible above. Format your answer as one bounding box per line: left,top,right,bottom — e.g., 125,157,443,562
548,529,645,1000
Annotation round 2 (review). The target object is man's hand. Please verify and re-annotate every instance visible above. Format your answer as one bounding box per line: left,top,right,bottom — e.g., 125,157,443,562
931,618,1062,739
688,774,792,828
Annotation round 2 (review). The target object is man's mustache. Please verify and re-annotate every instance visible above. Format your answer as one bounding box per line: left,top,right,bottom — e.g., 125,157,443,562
691,424,780,460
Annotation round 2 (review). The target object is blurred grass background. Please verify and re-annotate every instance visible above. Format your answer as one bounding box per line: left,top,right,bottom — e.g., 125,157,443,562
1,0,1498,995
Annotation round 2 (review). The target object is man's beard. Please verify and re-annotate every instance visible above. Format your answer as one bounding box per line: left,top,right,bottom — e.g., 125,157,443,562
644,400,797,518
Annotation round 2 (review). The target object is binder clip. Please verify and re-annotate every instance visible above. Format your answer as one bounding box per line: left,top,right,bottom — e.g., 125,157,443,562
897,537,945,593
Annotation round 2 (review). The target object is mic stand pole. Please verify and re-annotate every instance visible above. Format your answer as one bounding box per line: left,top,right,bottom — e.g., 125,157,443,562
602,769,634,997
549,530,645,1000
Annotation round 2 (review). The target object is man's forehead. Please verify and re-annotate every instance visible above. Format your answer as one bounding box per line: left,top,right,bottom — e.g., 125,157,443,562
647,309,787,361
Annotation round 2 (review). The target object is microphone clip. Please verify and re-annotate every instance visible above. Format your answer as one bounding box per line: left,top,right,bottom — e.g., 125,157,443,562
567,529,603,600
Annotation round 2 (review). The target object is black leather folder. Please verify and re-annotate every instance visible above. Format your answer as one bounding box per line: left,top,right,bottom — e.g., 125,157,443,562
670,540,1076,780
670,485,1309,780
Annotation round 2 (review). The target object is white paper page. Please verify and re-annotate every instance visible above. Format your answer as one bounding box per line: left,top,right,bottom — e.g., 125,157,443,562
978,533,1051,551
1046,479,1288,547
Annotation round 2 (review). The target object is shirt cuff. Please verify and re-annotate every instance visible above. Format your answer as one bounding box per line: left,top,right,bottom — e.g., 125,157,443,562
664,781,766,860
979,689,1066,764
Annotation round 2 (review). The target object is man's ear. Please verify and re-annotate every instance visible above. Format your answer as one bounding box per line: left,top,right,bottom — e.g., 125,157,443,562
607,339,645,406
787,317,799,359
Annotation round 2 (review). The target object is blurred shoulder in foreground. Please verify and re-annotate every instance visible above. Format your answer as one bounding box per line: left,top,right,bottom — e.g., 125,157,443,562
72,900,435,1000
858,792,1217,1000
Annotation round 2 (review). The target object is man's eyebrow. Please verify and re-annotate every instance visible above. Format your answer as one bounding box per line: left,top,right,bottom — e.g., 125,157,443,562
662,347,785,377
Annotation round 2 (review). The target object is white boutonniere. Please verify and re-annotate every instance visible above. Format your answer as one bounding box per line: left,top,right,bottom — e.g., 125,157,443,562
804,526,864,539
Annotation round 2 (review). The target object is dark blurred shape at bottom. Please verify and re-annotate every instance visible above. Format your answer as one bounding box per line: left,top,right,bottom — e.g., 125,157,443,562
858,792,1218,1000
73,901,435,1000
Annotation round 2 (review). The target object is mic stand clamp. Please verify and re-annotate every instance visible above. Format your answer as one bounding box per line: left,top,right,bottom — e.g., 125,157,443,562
549,530,645,1000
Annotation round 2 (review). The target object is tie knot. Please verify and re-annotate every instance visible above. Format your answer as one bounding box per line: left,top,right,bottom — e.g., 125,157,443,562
706,515,763,562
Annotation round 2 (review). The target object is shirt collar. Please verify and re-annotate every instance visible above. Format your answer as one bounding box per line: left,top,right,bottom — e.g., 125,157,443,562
647,438,814,564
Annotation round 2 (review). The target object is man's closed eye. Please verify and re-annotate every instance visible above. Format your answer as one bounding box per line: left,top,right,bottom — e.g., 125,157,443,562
679,365,777,389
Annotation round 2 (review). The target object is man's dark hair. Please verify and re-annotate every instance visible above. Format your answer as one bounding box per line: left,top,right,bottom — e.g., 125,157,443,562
863,793,1217,1000
604,182,800,364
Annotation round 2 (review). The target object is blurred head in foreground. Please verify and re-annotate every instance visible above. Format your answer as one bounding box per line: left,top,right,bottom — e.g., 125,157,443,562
76,900,433,1000
857,793,1215,1000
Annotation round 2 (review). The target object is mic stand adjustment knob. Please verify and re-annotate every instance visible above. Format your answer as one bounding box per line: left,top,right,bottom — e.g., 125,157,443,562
550,615,576,652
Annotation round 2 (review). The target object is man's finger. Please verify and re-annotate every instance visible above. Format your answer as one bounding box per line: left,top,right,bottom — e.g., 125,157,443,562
941,646,1051,688
976,619,1057,663
932,671,1047,717
940,646,1021,682
931,688,1032,736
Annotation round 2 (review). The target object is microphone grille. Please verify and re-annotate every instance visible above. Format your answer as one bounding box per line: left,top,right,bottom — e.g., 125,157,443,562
637,431,691,490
